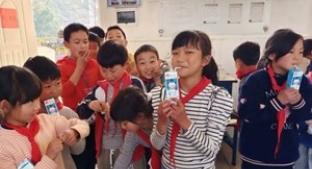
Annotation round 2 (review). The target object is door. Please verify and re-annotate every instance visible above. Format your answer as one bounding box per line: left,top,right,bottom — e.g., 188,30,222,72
0,0,37,67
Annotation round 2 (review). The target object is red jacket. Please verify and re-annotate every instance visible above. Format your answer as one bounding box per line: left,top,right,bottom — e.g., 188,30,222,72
57,56,102,111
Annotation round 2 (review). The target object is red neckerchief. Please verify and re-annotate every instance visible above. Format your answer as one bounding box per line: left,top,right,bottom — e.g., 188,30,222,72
105,71,131,136
169,76,211,168
308,72,312,82
3,118,41,164
137,130,161,169
235,68,257,80
56,100,64,110
267,65,286,158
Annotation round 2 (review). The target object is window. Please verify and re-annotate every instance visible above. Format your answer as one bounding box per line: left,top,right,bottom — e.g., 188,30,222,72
31,0,100,61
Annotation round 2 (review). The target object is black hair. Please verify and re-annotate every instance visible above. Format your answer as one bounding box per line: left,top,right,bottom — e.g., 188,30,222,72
89,32,101,47
171,30,218,85
262,29,303,66
0,66,42,106
89,26,105,38
110,87,152,122
63,23,89,42
233,41,260,65
303,39,312,57
97,40,128,68
105,25,126,39
134,44,159,61
23,56,61,82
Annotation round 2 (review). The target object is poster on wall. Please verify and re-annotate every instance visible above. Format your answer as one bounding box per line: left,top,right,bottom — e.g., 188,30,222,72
108,0,140,7
0,8,19,28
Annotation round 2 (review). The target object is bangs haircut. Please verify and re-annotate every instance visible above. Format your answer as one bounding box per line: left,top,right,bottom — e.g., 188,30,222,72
172,31,202,51
23,56,61,82
264,29,303,62
0,66,42,106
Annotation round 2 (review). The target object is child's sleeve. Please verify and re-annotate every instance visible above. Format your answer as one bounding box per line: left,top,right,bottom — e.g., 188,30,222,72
77,85,100,119
288,76,312,122
57,64,77,98
69,139,86,155
238,75,285,123
113,132,139,169
181,88,233,159
53,115,90,140
150,87,167,150
132,77,147,93
0,152,57,169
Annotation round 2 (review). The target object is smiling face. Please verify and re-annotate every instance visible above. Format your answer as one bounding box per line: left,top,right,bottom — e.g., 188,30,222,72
135,51,160,80
171,44,208,79
270,39,304,74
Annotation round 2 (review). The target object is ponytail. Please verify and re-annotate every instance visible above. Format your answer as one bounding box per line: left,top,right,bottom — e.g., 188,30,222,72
203,57,218,85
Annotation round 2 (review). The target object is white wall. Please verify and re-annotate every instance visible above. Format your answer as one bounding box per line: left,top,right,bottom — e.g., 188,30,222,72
99,0,312,104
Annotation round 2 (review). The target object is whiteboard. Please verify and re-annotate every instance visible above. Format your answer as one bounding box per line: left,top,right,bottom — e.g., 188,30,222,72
158,0,272,37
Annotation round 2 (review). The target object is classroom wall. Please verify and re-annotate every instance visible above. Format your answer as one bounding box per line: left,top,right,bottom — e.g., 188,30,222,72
100,0,312,72
99,0,312,105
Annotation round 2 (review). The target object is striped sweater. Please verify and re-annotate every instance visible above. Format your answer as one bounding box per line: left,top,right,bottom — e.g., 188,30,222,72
150,85,233,169
0,113,89,169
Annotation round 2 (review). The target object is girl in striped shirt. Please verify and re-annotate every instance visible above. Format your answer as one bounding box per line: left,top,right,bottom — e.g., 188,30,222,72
150,30,233,169
0,66,89,169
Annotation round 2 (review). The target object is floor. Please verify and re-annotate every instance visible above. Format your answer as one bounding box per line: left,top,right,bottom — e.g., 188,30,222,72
215,142,242,169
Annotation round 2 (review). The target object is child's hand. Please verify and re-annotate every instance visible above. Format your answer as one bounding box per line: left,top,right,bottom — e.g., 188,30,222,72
169,98,191,130
59,129,79,146
156,100,172,134
277,88,298,105
102,103,110,120
288,89,302,105
305,120,312,126
46,138,63,160
76,50,90,70
152,62,163,86
89,100,105,112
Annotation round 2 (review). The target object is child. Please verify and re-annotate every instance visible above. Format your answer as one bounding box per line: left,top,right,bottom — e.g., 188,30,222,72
56,22,102,169
303,39,312,76
56,22,102,112
134,44,163,92
106,25,137,76
77,40,146,169
238,29,312,169
293,39,312,169
233,41,260,89
0,66,89,169
23,56,88,169
88,32,101,60
89,26,105,44
150,30,233,169
110,87,160,169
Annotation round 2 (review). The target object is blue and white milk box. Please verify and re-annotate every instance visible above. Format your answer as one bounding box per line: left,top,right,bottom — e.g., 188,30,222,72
286,67,303,90
164,70,179,102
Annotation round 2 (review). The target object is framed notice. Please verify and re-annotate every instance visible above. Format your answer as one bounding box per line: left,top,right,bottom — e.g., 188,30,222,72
108,0,140,7
0,8,19,28
117,11,136,24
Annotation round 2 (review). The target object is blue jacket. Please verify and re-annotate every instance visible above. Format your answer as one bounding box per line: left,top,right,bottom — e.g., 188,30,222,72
238,68,312,166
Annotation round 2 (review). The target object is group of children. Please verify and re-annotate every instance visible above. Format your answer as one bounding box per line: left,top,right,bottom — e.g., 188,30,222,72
1,21,312,169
